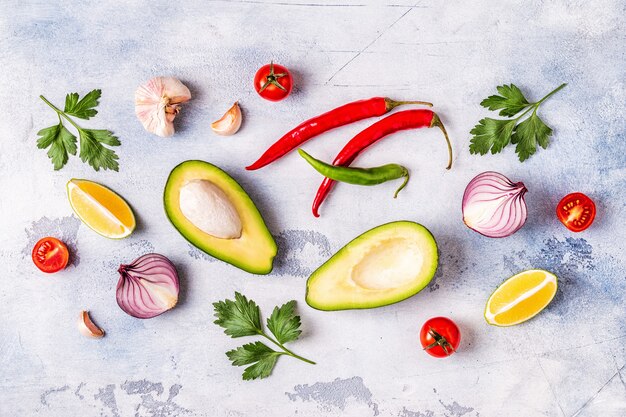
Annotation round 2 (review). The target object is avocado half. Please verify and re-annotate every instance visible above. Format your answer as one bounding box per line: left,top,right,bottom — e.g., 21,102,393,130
306,221,438,310
164,160,277,274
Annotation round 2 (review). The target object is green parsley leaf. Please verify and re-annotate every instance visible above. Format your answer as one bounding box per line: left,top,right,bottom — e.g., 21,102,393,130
36,124,77,170
64,89,101,120
226,342,281,380
226,342,277,366
480,84,529,117
78,129,120,172
213,293,315,381
38,92,121,171
469,118,517,155
213,292,263,338
241,353,280,380
511,113,553,162
469,83,566,162
267,300,302,344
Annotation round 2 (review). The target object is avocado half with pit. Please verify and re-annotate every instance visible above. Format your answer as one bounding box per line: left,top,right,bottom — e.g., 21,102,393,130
164,160,277,274
306,221,438,310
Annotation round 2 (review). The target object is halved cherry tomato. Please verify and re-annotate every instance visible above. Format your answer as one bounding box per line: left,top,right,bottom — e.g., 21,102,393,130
420,317,461,358
31,237,69,273
254,62,293,101
556,192,596,232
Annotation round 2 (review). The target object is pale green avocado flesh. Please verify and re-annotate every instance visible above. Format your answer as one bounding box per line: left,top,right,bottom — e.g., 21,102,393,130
306,221,438,310
164,160,277,274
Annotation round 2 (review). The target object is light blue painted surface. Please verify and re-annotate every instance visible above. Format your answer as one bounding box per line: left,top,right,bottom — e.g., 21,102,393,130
0,1,624,416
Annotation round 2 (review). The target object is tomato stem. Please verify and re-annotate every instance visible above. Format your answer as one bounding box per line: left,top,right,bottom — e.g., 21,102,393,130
259,61,288,93
424,328,456,355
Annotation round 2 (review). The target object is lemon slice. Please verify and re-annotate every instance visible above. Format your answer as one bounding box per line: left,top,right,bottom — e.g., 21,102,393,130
67,179,135,239
485,269,557,326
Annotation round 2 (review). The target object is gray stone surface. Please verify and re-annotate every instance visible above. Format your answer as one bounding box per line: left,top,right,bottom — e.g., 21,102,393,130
1,1,625,416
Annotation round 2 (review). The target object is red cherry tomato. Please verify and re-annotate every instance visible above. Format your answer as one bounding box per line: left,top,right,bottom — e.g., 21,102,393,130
556,192,596,232
254,62,293,101
420,317,461,358
32,237,69,273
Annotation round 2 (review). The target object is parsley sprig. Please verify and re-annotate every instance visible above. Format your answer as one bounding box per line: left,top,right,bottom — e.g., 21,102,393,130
213,292,315,380
469,83,566,162
37,90,120,171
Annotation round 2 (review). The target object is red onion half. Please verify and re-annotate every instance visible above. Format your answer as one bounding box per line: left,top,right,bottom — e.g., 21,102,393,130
116,253,180,319
462,171,528,238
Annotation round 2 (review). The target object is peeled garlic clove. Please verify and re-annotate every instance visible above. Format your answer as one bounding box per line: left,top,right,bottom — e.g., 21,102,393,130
135,77,191,137
78,310,105,338
211,102,242,136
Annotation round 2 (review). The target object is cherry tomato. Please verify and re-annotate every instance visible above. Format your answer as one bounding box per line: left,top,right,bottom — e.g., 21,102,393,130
31,237,69,273
420,317,461,358
254,62,293,101
556,192,596,232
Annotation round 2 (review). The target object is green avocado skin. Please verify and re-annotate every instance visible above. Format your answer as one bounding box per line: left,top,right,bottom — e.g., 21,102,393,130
306,221,438,311
163,160,277,275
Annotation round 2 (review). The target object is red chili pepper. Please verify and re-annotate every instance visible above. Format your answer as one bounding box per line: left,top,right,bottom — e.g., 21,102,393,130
245,97,432,170
312,109,452,217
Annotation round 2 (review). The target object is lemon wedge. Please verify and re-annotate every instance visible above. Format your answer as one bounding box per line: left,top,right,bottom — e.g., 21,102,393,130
485,269,557,326
67,179,135,239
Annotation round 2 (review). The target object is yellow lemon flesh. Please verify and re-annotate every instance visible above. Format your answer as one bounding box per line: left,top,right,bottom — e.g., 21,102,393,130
67,179,135,239
485,269,557,326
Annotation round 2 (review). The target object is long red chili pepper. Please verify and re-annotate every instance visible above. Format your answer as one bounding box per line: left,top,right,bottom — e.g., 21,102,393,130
312,109,452,217
245,97,432,170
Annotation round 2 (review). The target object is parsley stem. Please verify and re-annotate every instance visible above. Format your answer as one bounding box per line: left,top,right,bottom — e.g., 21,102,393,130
259,332,316,365
39,95,82,131
514,104,535,121
534,83,567,106
513,83,567,122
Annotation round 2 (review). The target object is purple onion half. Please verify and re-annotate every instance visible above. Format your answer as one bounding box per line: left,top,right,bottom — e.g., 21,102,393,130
462,171,528,238
116,253,180,319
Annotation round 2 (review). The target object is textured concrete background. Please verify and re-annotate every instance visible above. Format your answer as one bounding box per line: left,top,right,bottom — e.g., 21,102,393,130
1,1,625,416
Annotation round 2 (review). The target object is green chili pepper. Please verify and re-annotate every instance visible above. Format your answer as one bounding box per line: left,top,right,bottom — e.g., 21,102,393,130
298,149,409,198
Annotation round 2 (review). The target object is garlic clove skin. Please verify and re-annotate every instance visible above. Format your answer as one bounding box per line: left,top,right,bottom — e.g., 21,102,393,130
135,77,191,137
211,102,242,136
78,310,105,338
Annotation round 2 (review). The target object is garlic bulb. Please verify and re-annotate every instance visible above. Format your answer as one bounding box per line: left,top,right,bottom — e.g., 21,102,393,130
211,102,242,136
135,77,191,137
